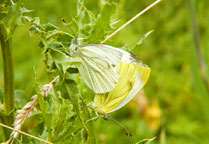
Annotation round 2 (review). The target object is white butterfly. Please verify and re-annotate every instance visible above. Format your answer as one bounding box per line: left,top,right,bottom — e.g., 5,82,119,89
69,39,141,94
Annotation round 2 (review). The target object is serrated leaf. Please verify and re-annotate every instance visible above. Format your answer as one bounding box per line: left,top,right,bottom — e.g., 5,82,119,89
43,23,58,32
55,119,82,142
76,0,96,39
29,26,41,34
45,30,72,48
137,30,154,45
0,1,10,23
0,12,8,24
87,1,116,43
21,16,33,23
136,137,156,144
62,60,81,73
78,79,94,101
7,1,21,36
14,90,27,109
64,78,93,141
64,79,80,113
36,86,53,139
49,48,68,61
65,70,80,81
64,76,96,143
48,41,66,53
49,48,81,75
20,6,33,13
32,17,40,26
56,32,72,47
51,99,76,141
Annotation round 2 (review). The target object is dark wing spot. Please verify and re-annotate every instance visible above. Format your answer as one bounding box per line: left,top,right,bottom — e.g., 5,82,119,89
104,93,109,97
128,81,133,90
130,53,140,61
112,64,116,68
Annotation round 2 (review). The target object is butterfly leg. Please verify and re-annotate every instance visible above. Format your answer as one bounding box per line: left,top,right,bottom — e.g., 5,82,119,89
85,112,99,123
109,117,133,137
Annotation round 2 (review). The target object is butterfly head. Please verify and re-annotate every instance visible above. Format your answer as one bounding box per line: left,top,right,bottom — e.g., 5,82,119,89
69,39,79,57
88,102,106,115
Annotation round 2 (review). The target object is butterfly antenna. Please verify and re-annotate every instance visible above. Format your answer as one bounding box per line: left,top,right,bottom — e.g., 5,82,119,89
62,18,76,38
100,0,162,44
108,117,133,137
0,122,54,144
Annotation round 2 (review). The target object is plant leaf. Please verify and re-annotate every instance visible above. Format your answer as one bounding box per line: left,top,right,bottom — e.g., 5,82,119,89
87,1,116,43
136,137,156,144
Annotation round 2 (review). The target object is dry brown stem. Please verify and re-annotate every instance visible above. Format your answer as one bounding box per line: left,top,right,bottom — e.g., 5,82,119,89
4,76,59,143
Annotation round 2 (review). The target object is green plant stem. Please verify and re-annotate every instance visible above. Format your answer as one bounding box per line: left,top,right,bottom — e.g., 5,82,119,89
188,0,209,91
0,23,15,139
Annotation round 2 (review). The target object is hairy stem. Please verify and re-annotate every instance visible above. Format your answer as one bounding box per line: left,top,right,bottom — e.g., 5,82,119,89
0,24,15,139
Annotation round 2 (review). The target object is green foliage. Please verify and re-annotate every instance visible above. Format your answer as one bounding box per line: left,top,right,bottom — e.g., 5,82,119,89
0,0,209,144
136,137,156,144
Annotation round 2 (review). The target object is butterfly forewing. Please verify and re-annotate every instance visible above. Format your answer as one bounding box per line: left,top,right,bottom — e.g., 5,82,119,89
79,57,119,93
77,44,124,93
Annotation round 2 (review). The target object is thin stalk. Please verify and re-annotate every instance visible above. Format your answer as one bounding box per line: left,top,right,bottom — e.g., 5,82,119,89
0,123,54,144
188,0,209,91
101,0,162,44
0,24,15,139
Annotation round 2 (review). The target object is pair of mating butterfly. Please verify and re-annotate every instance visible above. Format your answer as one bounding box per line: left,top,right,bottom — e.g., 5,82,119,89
69,39,151,116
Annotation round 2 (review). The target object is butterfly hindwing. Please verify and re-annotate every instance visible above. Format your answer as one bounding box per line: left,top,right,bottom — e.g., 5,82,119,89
108,63,151,113
93,61,151,113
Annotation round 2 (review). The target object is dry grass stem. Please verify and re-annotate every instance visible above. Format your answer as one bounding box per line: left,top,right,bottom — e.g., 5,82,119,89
100,0,162,44
0,123,53,144
10,94,38,138
4,76,59,143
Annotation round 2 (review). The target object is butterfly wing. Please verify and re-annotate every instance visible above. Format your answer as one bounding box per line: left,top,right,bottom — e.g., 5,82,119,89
107,62,151,113
78,44,124,93
94,61,151,113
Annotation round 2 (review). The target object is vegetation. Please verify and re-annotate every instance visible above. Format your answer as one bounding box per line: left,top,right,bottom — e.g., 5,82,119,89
0,0,208,143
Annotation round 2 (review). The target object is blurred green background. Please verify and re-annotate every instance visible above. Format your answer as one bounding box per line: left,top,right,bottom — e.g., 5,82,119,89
1,0,209,143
